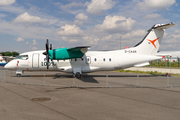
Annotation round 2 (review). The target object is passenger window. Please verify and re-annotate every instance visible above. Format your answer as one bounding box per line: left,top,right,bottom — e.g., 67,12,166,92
103,58,105,62
94,58,96,61
109,58,111,62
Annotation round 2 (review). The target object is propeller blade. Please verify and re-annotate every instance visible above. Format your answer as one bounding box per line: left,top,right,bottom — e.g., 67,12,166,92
46,39,49,47
47,55,49,69
42,39,52,70
46,39,49,51
46,39,49,69
50,44,52,50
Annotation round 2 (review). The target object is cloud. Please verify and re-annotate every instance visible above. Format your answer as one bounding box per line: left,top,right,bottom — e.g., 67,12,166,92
32,39,38,45
74,13,88,25
12,12,49,24
26,42,29,44
122,29,147,39
73,20,84,25
31,47,37,50
61,2,84,9
57,24,83,36
137,0,176,10
86,0,116,15
16,37,24,42
59,2,85,15
75,13,88,20
94,15,136,33
83,36,99,44
160,31,180,50
0,0,15,6
143,13,161,19
0,20,57,40
101,35,113,41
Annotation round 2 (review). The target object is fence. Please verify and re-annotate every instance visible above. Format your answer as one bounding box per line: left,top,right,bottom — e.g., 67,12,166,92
0,70,180,88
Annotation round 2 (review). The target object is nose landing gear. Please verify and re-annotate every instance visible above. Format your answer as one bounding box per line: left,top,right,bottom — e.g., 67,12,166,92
16,74,22,77
16,70,23,77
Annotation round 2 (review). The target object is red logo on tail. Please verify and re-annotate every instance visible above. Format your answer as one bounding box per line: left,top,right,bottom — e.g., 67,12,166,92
147,37,159,48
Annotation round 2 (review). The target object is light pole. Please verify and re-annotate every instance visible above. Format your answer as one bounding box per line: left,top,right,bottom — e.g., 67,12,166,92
119,36,121,49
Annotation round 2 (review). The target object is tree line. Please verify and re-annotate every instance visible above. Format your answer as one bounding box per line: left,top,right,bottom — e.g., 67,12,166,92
0,51,19,57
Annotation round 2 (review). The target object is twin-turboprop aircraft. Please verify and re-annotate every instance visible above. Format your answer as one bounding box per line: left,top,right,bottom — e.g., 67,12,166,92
4,22,175,78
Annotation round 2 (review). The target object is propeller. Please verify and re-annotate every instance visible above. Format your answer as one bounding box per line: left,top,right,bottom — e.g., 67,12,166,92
43,39,52,69
50,44,52,50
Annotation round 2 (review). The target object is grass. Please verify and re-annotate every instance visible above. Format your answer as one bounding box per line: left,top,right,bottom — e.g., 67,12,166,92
116,69,164,75
147,61,180,68
116,69,180,77
116,60,180,77
116,68,180,77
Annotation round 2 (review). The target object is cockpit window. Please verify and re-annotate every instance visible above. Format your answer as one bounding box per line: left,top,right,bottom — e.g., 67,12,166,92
15,55,28,60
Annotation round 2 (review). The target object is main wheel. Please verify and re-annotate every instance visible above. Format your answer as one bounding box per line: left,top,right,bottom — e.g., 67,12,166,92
75,72,82,78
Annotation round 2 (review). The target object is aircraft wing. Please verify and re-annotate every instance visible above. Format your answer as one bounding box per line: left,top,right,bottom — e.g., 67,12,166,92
67,46,91,54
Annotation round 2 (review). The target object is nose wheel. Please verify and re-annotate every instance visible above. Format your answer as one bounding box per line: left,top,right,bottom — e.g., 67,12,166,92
16,74,22,77
16,70,23,77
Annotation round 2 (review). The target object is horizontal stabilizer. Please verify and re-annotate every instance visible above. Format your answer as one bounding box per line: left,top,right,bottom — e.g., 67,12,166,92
156,51,180,57
148,22,175,32
134,62,150,67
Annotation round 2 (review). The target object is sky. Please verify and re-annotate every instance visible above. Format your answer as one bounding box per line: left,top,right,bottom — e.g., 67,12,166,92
0,0,180,53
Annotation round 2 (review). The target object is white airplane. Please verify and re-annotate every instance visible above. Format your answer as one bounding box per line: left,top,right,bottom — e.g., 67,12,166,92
4,22,175,78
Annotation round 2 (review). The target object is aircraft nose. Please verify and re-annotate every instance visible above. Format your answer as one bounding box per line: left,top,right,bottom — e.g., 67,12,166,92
4,63,10,69
4,61,15,69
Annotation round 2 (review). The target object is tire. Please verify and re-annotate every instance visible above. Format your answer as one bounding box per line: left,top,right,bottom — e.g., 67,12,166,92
75,72,81,78
16,74,21,77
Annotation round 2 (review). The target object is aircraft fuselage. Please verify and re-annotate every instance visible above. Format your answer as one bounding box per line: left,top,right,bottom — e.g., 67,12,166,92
5,49,160,74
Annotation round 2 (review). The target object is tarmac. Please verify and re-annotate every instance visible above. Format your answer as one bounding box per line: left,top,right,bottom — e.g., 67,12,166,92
0,68,180,120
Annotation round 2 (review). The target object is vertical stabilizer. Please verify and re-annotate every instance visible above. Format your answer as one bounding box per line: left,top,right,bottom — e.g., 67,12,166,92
134,22,175,55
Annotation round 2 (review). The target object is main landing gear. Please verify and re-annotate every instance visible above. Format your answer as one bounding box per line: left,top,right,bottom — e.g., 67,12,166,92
74,72,82,78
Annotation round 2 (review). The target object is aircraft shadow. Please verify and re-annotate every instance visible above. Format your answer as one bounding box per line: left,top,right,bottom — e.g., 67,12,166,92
78,74,99,83
10,74,164,78
53,73,99,83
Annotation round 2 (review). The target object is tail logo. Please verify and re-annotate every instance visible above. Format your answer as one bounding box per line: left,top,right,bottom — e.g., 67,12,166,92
147,37,159,48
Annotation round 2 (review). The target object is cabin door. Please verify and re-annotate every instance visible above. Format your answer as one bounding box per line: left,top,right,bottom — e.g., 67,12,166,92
32,53,39,68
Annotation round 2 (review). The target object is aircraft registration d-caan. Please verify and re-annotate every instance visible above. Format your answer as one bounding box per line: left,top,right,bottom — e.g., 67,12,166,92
4,22,175,78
